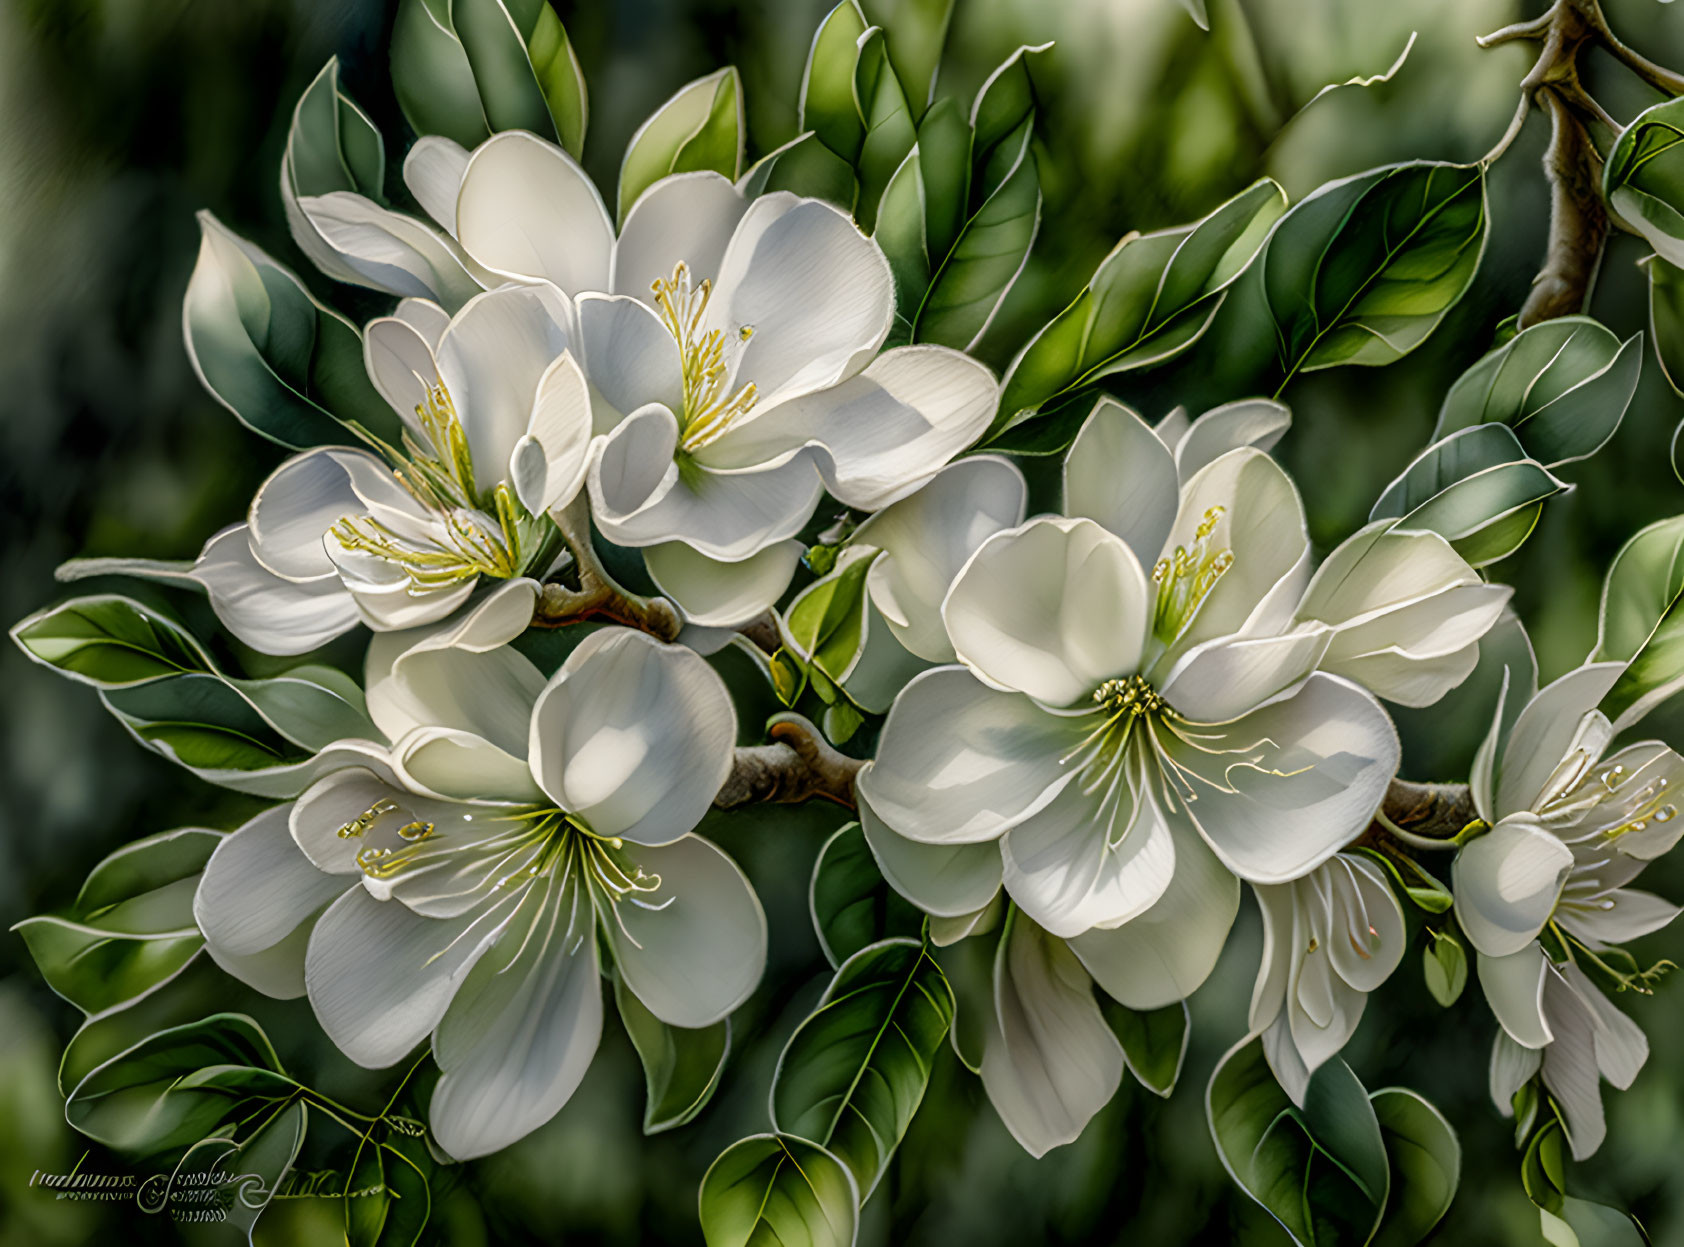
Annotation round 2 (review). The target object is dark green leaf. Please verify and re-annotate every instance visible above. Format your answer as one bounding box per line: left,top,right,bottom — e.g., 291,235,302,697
286,59,384,201
614,975,731,1134
861,0,953,111
454,0,586,155
699,1133,858,1247
175,1098,308,1236
809,823,923,967
852,30,916,233
12,594,210,687
740,131,858,209
800,1,870,162
1647,254,1684,400
1594,515,1684,663
1370,1088,1460,1247
770,938,954,1196
1099,998,1189,1097
390,0,490,148
1604,96,1684,269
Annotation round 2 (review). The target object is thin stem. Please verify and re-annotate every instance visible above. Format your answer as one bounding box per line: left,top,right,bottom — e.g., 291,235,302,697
531,495,682,641
1373,809,1461,852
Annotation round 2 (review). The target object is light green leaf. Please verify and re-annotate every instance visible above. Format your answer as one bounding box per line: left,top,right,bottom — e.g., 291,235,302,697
699,1133,859,1247
1099,998,1189,1097
1177,0,1210,29
1600,580,1684,732
619,68,744,224
286,58,384,201
809,822,924,967
1371,424,1566,568
1263,162,1487,386
12,594,211,687
453,0,587,156
991,178,1285,437
66,1013,297,1155
1370,1088,1460,1247
800,1,870,163
1422,928,1467,1007
1594,515,1684,663
1648,254,1684,397
14,828,220,1017
1604,96,1684,268
770,938,954,1197
784,549,877,685
184,212,397,449
862,0,953,110
852,29,916,233
1435,316,1640,467
614,974,731,1134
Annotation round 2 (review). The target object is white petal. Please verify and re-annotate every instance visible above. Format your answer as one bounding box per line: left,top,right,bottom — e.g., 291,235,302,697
366,633,545,755
1496,663,1625,817
606,834,766,1026
436,284,576,484
513,350,593,515
576,294,685,427
858,783,1002,917
429,874,602,1159
287,187,481,307
530,628,735,845
1069,815,1240,1010
612,171,747,299
1162,673,1398,885
1559,886,1681,946
1063,398,1179,568
1539,966,1607,1159
365,313,441,434
1261,1013,1314,1106
305,886,502,1068
1489,1030,1542,1114
193,806,346,995
403,136,471,236
392,725,544,804
290,765,470,875
944,518,1150,707
363,576,538,695
644,540,804,629
1001,767,1175,938
1452,817,1573,957
1561,961,1648,1090
456,131,613,295
1326,854,1405,993
1477,944,1553,1049
702,346,997,511
709,193,893,406
856,666,1083,844
249,447,416,580
856,455,1027,663
981,913,1123,1158
1172,399,1290,480
194,525,361,656
1158,626,1330,724
1249,880,1295,1033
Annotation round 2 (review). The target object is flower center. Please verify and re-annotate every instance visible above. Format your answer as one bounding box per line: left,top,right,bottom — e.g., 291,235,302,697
651,261,758,454
1545,758,1678,841
1092,674,1172,718
333,380,545,594
1151,505,1234,647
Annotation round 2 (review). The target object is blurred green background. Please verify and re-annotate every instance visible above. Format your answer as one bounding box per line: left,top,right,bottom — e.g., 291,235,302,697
3,0,1683,1242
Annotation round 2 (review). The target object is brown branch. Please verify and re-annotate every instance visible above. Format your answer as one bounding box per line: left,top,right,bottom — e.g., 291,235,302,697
1520,86,1610,327
530,496,682,641
714,713,863,809
1378,777,1478,838
735,609,781,656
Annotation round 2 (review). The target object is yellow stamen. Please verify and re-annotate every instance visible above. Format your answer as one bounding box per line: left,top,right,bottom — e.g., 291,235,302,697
1151,506,1234,646
651,261,758,452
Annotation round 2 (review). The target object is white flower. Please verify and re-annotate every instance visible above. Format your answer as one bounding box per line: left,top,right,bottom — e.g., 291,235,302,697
192,592,763,1159
447,131,999,626
1453,661,1683,1158
1250,853,1406,1102
176,285,590,653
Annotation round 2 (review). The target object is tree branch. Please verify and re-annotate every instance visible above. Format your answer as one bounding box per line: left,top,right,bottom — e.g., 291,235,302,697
1520,86,1610,327
531,496,682,641
715,714,863,809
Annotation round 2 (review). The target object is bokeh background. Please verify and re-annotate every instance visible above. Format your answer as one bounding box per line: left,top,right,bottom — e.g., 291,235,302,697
3,0,1683,1242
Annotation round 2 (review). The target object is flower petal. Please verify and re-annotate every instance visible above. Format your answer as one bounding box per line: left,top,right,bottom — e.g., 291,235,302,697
644,539,804,629
286,189,481,307
856,455,1027,664
366,630,545,755
429,873,602,1159
857,667,1084,844
249,447,417,581
612,171,747,299
708,193,893,406
1160,673,1398,885
290,765,470,875
1559,886,1681,946
1157,626,1330,724
365,312,441,434
530,628,736,845
1325,854,1405,993
1495,663,1625,817
305,885,504,1068
1539,965,1607,1159
858,783,1002,917
193,525,361,655
403,136,471,236
392,725,544,804
456,131,613,295
576,294,685,427
1172,399,1290,480
944,517,1150,707
513,350,593,515
1489,1030,1542,1115
606,834,766,1026
1069,814,1240,1010
1063,398,1179,568
981,912,1123,1158
1452,816,1573,957
1477,944,1553,1049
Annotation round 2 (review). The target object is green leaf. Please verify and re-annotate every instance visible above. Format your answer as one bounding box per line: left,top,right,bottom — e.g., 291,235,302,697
286,59,384,201
12,594,211,687
1604,96,1684,269
1594,515,1684,664
785,548,877,685
991,178,1285,437
389,0,490,148
14,827,220,1016
852,29,916,233
740,131,859,210
770,938,955,1197
1435,316,1641,467
970,42,1047,164
861,0,953,111
809,822,924,967
699,1133,859,1247
618,68,744,224
1647,254,1684,399
175,1098,308,1236
184,212,397,449
1099,998,1189,1097
614,974,731,1134
1422,928,1467,1007
801,1,871,162
1370,1089,1460,1247
1370,424,1566,568
66,1013,297,1155
345,1131,434,1247
1263,162,1487,386
454,0,587,156
1600,581,1684,731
